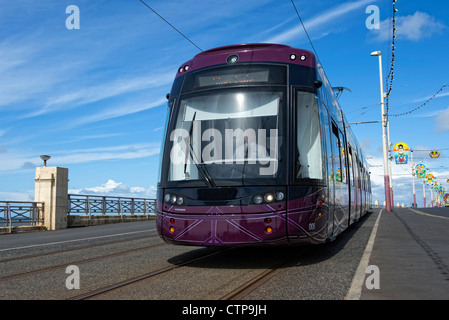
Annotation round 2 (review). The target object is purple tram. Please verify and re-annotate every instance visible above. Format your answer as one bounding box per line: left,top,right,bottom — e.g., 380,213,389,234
156,44,372,246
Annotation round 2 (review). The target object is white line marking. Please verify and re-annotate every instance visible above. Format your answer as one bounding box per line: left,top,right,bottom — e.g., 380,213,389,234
345,209,383,300
0,229,156,253
409,208,449,220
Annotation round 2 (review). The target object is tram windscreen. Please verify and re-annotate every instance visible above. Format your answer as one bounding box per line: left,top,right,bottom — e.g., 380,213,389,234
168,88,284,186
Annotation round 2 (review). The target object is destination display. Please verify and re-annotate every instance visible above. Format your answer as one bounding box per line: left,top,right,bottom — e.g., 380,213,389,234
197,70,270,87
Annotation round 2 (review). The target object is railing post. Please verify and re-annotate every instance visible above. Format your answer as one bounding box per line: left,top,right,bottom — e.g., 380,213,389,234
40,202,45,225
31,202,36,225
102,196,106,215
86,195,91,225
118,198,123,222
7,202,11,234
67,194,71,216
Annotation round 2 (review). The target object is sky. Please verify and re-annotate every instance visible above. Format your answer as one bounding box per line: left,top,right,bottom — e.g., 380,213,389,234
1,0,448,208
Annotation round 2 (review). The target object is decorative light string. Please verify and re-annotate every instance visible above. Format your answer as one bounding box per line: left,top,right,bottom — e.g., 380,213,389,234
390,84,447,117
385,0,398,116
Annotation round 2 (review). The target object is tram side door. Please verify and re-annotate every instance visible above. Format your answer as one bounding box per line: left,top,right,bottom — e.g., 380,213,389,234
322,113,334,239
330,121,349,235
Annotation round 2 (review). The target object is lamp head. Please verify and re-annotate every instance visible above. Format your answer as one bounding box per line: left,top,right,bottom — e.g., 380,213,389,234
40,155,51,167
370,51,381,56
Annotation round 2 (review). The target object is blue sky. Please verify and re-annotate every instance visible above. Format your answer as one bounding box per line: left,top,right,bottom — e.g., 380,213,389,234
1,0,448,207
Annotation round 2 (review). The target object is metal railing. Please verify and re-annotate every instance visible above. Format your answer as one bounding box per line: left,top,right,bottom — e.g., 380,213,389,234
0,201,45,233
67,194,156,217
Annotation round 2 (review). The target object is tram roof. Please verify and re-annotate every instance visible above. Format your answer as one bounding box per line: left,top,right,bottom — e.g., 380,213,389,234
176,43,316,78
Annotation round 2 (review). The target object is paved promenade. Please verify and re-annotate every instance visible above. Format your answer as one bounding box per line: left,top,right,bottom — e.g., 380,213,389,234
359,207,449,299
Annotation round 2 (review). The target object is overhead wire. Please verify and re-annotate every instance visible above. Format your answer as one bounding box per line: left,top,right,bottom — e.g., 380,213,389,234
290,0,322,66
139,0,203,52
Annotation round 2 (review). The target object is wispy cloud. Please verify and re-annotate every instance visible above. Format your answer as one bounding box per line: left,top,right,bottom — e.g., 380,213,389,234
265,0,375,43
68,97,167,128
50,143,161,165
0,143,161,173
0,38,69,108
436,106,449,132
371,11,447,42
411,90,449,104
25,71,174,118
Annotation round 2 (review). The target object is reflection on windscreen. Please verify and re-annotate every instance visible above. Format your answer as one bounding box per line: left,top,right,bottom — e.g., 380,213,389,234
169,90,283,184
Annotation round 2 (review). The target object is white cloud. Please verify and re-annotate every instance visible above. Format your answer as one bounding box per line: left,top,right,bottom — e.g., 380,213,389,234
368,155,416,206
371,11,446,42
70,179,156,199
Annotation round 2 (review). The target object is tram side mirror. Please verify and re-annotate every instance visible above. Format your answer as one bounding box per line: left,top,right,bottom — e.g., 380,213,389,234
166,93,170,100
314,80,323,89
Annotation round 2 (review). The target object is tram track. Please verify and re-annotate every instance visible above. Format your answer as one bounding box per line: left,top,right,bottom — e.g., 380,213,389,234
0,233,158,264
0,241,166,281
72,246,311,300
70,248,226,300
220,246,310,300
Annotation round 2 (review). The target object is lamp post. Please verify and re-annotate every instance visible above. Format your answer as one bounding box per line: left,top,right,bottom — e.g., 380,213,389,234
371,51,391,212
410,148,416,208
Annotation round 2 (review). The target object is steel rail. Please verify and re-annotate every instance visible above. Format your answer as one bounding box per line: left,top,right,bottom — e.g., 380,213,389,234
0,241,166,282
220,247,310,300
70,249,226,300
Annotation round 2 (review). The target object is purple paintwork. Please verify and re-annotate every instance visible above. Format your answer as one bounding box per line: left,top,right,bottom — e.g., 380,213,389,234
156,189,328,246
176,43,316,78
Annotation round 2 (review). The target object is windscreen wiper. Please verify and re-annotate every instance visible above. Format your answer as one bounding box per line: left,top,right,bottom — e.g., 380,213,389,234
185,112,216,188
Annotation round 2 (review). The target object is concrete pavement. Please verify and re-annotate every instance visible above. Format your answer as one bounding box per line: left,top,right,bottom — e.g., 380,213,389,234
360,207,449,299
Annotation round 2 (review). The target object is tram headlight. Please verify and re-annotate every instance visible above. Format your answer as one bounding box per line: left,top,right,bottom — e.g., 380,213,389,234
254,195,263,205
275,191,285,201
264,193,274,203
164,192,186,206
252,190,285,205
164,194,171,203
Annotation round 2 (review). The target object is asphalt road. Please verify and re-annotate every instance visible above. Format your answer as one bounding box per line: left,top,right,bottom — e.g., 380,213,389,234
0,212,377,301
1,207,447,303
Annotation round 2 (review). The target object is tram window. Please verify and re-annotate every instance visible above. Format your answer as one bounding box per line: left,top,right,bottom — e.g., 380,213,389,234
331,123,343,183
339,129,347,184
348,146,354,186
362,167,366,191
296,91,323,180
